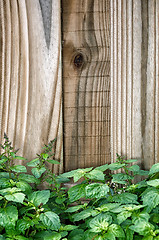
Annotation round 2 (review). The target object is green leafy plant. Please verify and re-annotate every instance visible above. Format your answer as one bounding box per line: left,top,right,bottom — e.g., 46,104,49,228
1,134,159,239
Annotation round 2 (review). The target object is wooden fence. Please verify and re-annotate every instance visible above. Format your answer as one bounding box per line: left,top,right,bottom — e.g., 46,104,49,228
0,0,159,173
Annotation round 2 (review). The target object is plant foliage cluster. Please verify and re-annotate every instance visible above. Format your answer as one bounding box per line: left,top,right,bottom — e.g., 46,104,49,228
1,134,159,239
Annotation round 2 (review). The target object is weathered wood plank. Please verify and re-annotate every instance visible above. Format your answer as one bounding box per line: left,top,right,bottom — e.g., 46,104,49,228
0,0,63,174
62,0,111,171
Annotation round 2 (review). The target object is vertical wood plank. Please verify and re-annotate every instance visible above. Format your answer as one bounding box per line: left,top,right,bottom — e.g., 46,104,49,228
62,0,111,171
0,0,63,174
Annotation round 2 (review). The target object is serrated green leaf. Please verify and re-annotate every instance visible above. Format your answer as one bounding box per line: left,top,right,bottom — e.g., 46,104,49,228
16,219,31,234
103,232,115,240
73,209,98,221
108,163,125,170
132,211,150,224
142,189,159,212
117,211,132,224
125,159,138,163
147,179,159,187
108,224,125,237
112,173,133,184
0,205,18,229
46,159,60,164
31,167,46,178
86,183,109,199
0,178,11,188
5,192,25,203
73,168,94,182
85,170,105,181
129,221,155,236
89,213,112,233
14,156,27,161
65,204,87,213
127,165,140,172
149,163,159,176
68,229,84,240
18,174,40,184
63,225,78,231
94,164,109,171
16,181,32,194
28,190,50,207
84,230,97,240
35,231,61,240
40,211,60,231
111,193,138,204
0,187,21,195
10,165,27,173
60,168,93,179
68,184,86,202
96,203,121,212
27,158,40,167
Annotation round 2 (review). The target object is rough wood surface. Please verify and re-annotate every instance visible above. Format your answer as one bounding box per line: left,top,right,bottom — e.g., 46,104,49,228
62,0,111,171
0,0,63,174
110,0,159,170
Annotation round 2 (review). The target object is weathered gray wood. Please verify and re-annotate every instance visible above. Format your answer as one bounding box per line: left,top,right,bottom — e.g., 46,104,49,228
110,0,159,169
0,0,63,174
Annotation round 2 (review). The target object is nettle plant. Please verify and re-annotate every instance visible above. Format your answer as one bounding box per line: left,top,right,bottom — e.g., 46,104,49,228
1,134,159,239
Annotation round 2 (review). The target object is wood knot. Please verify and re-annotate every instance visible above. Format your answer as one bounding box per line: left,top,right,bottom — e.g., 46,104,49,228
73,53,84,68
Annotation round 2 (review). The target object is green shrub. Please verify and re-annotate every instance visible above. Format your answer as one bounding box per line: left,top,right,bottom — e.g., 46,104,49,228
0,134,159,239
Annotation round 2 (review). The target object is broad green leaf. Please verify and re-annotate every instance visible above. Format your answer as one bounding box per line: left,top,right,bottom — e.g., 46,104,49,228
46,159,60,164
5,192,25,203
68,184,86,202
142,189,159,212
129,221,155,236
0,178,11,188
18,174,40,184
96,203,121,212
125,228,134,240
56,175,70,183
73,168,94,182
84,230,97,240
14,236,29,240
27,158,40,167
0,187,21,195
111,192,138,204
85,170,105,181
108,224,125,238
60,167,93,180
31,167,46,178
16,181,32,194
73,209,98,221
142,236,154,240
149,163,159,176
86,183,109,199
112,173,133,184
125,159,138,163
16,219,31,234
95,164,109,171
103,232,115,240
28,190,50,207
89,213,112,233
40,211,60,231
14,156,27,161
0,205,18,229
10,165,27,173
35,231,61,240
65,204,88,213
108,163,125,170
68,229,84,240
117,211,132,224
147,179,159,188
63,225,78,231
132,211,150,224
150,213,159,224
127,165,140,172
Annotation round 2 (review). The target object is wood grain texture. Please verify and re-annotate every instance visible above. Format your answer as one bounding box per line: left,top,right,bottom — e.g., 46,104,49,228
110,0,159,169
0,0,63,174
62,0,111,171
